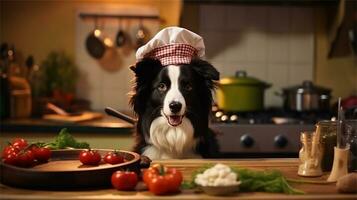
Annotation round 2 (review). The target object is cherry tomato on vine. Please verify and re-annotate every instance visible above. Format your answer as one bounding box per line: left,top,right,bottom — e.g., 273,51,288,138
32,146,51,162
11,138,28,149
104,151,124,165
3,152,18,165
79,149,101,165
2,145,20,158
16,150,35,167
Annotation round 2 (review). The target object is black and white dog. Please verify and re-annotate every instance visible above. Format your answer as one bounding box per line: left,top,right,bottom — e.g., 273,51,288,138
130,57,220,159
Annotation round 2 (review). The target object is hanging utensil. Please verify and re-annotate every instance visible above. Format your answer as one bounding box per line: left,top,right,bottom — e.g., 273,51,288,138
135,18,148,49
115,18,126,47
85,18,106,59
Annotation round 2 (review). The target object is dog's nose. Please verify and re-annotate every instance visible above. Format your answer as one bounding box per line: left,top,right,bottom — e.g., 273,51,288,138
169,101,182,114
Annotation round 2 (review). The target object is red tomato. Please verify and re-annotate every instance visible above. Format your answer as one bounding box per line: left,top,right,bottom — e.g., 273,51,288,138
16,150,35,167
143,164,183,195
11,138,28,149
103,151,124,165
79,149,101,165
33,147,51,162
2,145,20,158
3,152,18,165
111,171,138,191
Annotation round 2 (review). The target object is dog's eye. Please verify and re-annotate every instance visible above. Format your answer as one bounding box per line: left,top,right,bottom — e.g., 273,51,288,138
184,83,193,91
158,83,167,92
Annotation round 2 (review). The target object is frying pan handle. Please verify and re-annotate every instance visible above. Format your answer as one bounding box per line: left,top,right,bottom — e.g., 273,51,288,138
104,107,137,124
139,155,152,169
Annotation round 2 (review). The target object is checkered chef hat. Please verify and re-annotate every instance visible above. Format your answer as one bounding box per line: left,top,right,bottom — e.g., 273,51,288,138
136,27,205,66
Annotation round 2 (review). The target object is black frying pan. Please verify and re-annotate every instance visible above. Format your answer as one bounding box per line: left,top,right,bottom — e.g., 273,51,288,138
85,19,106,59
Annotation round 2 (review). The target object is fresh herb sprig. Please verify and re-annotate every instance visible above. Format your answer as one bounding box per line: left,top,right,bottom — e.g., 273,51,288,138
44,128,90,149
232,168,304,194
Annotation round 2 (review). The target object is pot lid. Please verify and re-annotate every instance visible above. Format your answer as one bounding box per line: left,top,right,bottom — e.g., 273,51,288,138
220,70,270,87
283,81,331,93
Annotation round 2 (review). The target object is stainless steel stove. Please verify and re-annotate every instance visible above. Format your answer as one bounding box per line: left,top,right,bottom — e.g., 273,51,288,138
210,108,332,158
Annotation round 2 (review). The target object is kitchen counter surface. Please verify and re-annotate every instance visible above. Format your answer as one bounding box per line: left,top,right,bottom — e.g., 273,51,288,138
0,115,133,134
1,158,356,200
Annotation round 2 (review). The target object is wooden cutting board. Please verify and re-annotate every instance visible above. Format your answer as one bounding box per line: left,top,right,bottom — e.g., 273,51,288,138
43,112,103,123
0,158,356,199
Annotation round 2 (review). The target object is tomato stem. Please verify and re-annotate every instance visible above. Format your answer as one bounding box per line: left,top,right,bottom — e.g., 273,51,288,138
31,141,46,148
23,144,35,151
159,164,165,176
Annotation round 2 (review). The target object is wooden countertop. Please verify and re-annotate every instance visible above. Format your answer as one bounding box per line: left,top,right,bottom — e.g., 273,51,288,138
0,115,133,133
0,158,356,200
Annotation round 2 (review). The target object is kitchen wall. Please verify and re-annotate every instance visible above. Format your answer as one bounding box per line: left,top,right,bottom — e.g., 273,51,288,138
198,5,315,107
0,0,182,62
1,1,356,111
75,5,161,111
183,3,357,107
315,7,357,103
0,0,182,111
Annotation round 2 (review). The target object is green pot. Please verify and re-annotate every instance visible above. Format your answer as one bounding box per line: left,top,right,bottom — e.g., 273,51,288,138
216,71,271,112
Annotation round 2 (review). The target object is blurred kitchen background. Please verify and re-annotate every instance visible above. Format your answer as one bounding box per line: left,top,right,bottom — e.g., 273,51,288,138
0,0,356,157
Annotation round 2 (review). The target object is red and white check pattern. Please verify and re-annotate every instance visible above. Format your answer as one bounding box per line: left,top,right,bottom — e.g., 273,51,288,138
145,43,198,66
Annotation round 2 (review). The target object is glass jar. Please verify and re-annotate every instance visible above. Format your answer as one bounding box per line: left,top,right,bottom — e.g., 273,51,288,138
345,119,357,172
298,131,323,177
316,120,337,172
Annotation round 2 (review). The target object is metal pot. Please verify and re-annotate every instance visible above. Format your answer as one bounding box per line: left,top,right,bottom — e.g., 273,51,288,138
216,71,271,112
281,81,331,112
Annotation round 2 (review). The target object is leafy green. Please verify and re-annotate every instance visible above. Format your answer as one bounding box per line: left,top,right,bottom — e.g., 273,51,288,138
232,168,304,194
182,165,304,195
181,181,196,190
45,128,90,149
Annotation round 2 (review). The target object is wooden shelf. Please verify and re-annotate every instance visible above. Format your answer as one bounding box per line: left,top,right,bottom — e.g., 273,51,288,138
79,13,160,21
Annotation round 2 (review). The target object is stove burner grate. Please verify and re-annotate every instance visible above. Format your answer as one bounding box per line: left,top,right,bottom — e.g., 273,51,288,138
212,107,333,125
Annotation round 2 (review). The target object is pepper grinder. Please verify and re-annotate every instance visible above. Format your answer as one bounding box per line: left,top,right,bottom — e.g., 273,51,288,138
327,98,349,182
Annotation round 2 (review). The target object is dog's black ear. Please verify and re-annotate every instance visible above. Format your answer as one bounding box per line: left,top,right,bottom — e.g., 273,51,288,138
130,57,163,82
130,58,163,114
190,59,220,89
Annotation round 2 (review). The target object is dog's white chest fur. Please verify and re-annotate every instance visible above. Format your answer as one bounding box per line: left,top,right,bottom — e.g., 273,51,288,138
142,116,201,159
